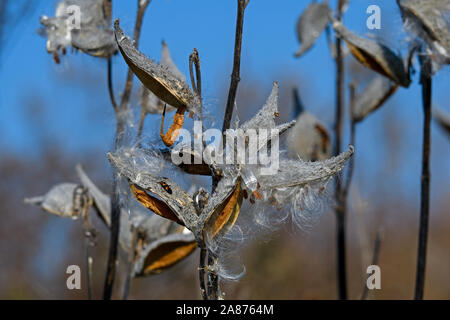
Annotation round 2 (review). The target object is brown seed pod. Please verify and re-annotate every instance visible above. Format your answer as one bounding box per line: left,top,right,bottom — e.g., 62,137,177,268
204,179,244,239
114,20,199,112
332,20,411,87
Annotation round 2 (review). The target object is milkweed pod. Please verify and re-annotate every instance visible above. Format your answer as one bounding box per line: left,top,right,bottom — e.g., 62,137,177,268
332,20,411,87
397,0,450,66
24,183,80,219
204,179,244,240
258,145,354,191
352,76,399,123
40,0,117,59
134,230,196,276
294,2,331,58
71,27,117,58
287,111,332,161
140,41,185,114
114,20,200,113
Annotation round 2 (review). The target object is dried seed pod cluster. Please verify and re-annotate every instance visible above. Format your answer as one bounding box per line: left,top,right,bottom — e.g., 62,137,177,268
39,0,117,62
25,165,197,277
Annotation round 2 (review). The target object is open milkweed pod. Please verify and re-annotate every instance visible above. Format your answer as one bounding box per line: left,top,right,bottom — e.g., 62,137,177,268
294,2,331,58
201,171,243,241
255,146,354,211
332,20,411,87
107,151,198,228
24,183,81,219
71,27,117,58
433,108,450,135
397,0,450,67
239,82,296,150
75,164,196,276
352,76,399,123
140,41,185,114
114,20,200,113
287,111,332,162
108,149,245,242
231,83,295,195
133,221,196,276
39,0,117,61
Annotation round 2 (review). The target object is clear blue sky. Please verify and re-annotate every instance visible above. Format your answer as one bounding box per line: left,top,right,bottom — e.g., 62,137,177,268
1,0,450,203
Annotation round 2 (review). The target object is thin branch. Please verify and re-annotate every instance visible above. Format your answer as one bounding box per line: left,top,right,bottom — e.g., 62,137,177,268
119,0,152,111
206,0,248,300
77,187,96,300
415,54,432,300
199,247,208,300
103,0,152,300
334,0,347,300
136,107,146,142
343,82,357,197
189,48,203,114
361,228,383,300
207,252,220,300
221,0,248,135
107,57,118,112
122,226,140,300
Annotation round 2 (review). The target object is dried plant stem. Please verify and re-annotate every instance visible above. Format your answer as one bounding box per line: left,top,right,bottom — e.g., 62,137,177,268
207,252,220,300
107,57,118,112
221,0,248,135
361,228,383,300
415,55,432,300
103,0,152,300
82,213,96,300
122,227,139,300
199,247,208,300
344,83,357,196
204,0,249,300
333,0,347,300
137,107,146,142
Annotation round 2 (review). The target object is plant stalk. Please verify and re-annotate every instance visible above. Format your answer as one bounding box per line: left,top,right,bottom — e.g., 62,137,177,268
103,0,151,300
414,55,432,300
334,0,347,300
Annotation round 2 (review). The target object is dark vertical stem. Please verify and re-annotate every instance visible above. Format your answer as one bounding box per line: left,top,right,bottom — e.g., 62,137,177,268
221,0,247,135
334,0,347,300
83,213,96,300
207,0,248,300
361,228,383,300
122,227,139,300
415,56,432,300
107,57,118,112
199,247,208,300
103,0,151,300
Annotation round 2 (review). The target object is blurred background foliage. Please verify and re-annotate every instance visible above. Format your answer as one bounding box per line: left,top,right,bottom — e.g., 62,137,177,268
1,0,450,299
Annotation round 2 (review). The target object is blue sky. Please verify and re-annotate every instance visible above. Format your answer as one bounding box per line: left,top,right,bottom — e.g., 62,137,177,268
1,0,450,204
